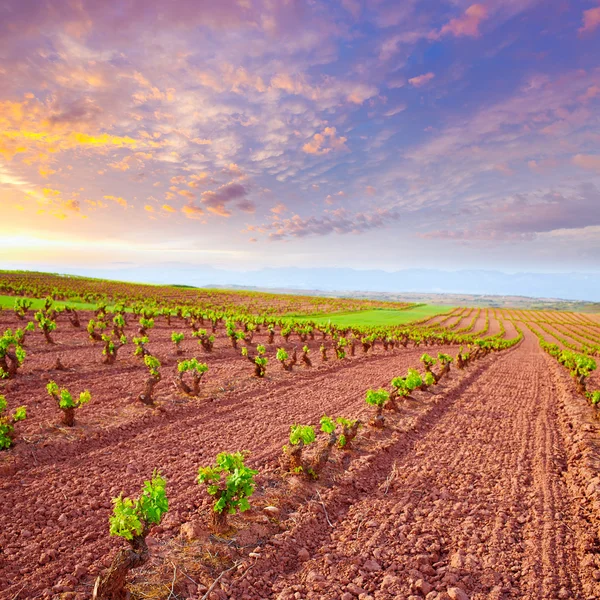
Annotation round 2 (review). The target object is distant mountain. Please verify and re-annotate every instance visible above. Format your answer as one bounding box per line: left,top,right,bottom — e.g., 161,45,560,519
28,263,600,303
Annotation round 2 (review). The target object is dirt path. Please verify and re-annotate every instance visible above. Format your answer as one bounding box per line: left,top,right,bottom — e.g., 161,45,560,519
231,330,600,600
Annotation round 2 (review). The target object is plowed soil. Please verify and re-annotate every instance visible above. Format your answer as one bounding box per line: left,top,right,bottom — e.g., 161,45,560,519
2,314,600,600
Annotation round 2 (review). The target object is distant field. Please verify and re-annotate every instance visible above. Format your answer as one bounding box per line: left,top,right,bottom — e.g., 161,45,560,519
0,295,118,312
286,305,454,327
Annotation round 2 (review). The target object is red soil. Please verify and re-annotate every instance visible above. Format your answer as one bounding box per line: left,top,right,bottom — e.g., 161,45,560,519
2,314,600,599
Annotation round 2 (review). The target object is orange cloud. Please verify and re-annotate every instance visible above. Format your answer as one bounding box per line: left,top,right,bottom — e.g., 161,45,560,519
178,189,196,200
181,203,205,219
103,195,128,208
409,72,435,87
302,127,348,155
144,205,155,212
579,6,600,34
162,204,176,213
572,154,600,172
440,4,487,38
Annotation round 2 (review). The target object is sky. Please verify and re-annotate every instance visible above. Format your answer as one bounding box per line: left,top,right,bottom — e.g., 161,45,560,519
1,0,600,282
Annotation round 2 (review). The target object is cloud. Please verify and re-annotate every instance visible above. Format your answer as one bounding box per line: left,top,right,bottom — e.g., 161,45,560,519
420,185,600,241
579,6,600,34
181,203,204,219
257,207,400,241
162,204,176,212
573,154,600,172
270,202,287,215
103,195,128,208
302,127,348,155
200,181,248,217
408,72,435,87
439,4,488,38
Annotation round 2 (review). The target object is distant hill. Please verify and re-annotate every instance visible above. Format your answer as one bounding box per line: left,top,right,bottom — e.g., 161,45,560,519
8,263,600,307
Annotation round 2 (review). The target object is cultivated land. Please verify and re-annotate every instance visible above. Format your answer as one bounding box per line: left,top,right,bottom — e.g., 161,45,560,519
1,273,600,600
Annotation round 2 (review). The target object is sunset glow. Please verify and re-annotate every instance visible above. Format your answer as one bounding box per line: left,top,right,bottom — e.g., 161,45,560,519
1,0,599,281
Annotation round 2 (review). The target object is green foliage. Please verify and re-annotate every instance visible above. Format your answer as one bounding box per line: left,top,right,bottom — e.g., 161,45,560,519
424,371,435,386
133,336,149,356
109,471,168,541
276,348,289,362
144,355,161,377
405,368,424,390
197,451,258,515
0,395,27,450
365,388,390,407
320,415,335,434
171,332,184,344
437,353,453,365
177,358,208,374
139,317,155,330
289,424,316,445
46,380,91,409
420,353,437,368
587,391,600,406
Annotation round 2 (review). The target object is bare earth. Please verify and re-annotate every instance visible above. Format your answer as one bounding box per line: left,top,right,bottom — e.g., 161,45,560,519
1,314,600,599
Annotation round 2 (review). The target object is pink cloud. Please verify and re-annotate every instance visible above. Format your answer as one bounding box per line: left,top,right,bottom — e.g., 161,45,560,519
440,4,488,38
200,182,249,217
572,154,600,172
409,72,435,87
579,6,600,34
302,127,348,155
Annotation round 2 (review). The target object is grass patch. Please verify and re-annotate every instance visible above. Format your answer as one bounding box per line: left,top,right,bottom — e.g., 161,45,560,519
284,305,454,327
0,295,129,312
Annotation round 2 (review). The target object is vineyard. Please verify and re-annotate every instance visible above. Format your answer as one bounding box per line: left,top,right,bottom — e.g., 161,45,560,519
1,273,600,599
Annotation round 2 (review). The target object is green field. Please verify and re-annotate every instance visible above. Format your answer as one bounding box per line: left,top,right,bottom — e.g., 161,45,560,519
0,295,117,312
285,305,454,327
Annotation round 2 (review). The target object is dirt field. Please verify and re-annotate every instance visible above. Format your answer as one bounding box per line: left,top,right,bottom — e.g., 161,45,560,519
2,310,600,600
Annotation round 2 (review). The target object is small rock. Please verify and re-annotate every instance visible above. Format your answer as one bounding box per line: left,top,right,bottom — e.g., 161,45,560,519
593,570,600,581
73,564,87,579
363,559,382,572
558,588,570,599
381,574,399,589
297,548,310,562
306,570,323,583
416,579,433,595
447,587,469,600
263,506,280,517
180,521,203,540
57,514,68,525
341,594,354,600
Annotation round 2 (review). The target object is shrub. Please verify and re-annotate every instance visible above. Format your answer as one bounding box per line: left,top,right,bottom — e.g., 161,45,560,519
197,451,258,531
94,471,168,599
301,344,312,367
0,330,26,379
139,356,161,405
171,332,185,355
133,336,150,358
102,334,127,365
282,424,315,475
35,311,57,344
336,417,362,449
176,359,208,396
276,347,297,371
313,415,338,473
0,395,26,450
14,298,33,319
365,388,390,428
46,380,91,427
138,317,154,336
242,345,268,377
193,329,215,352
587,391,600,406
